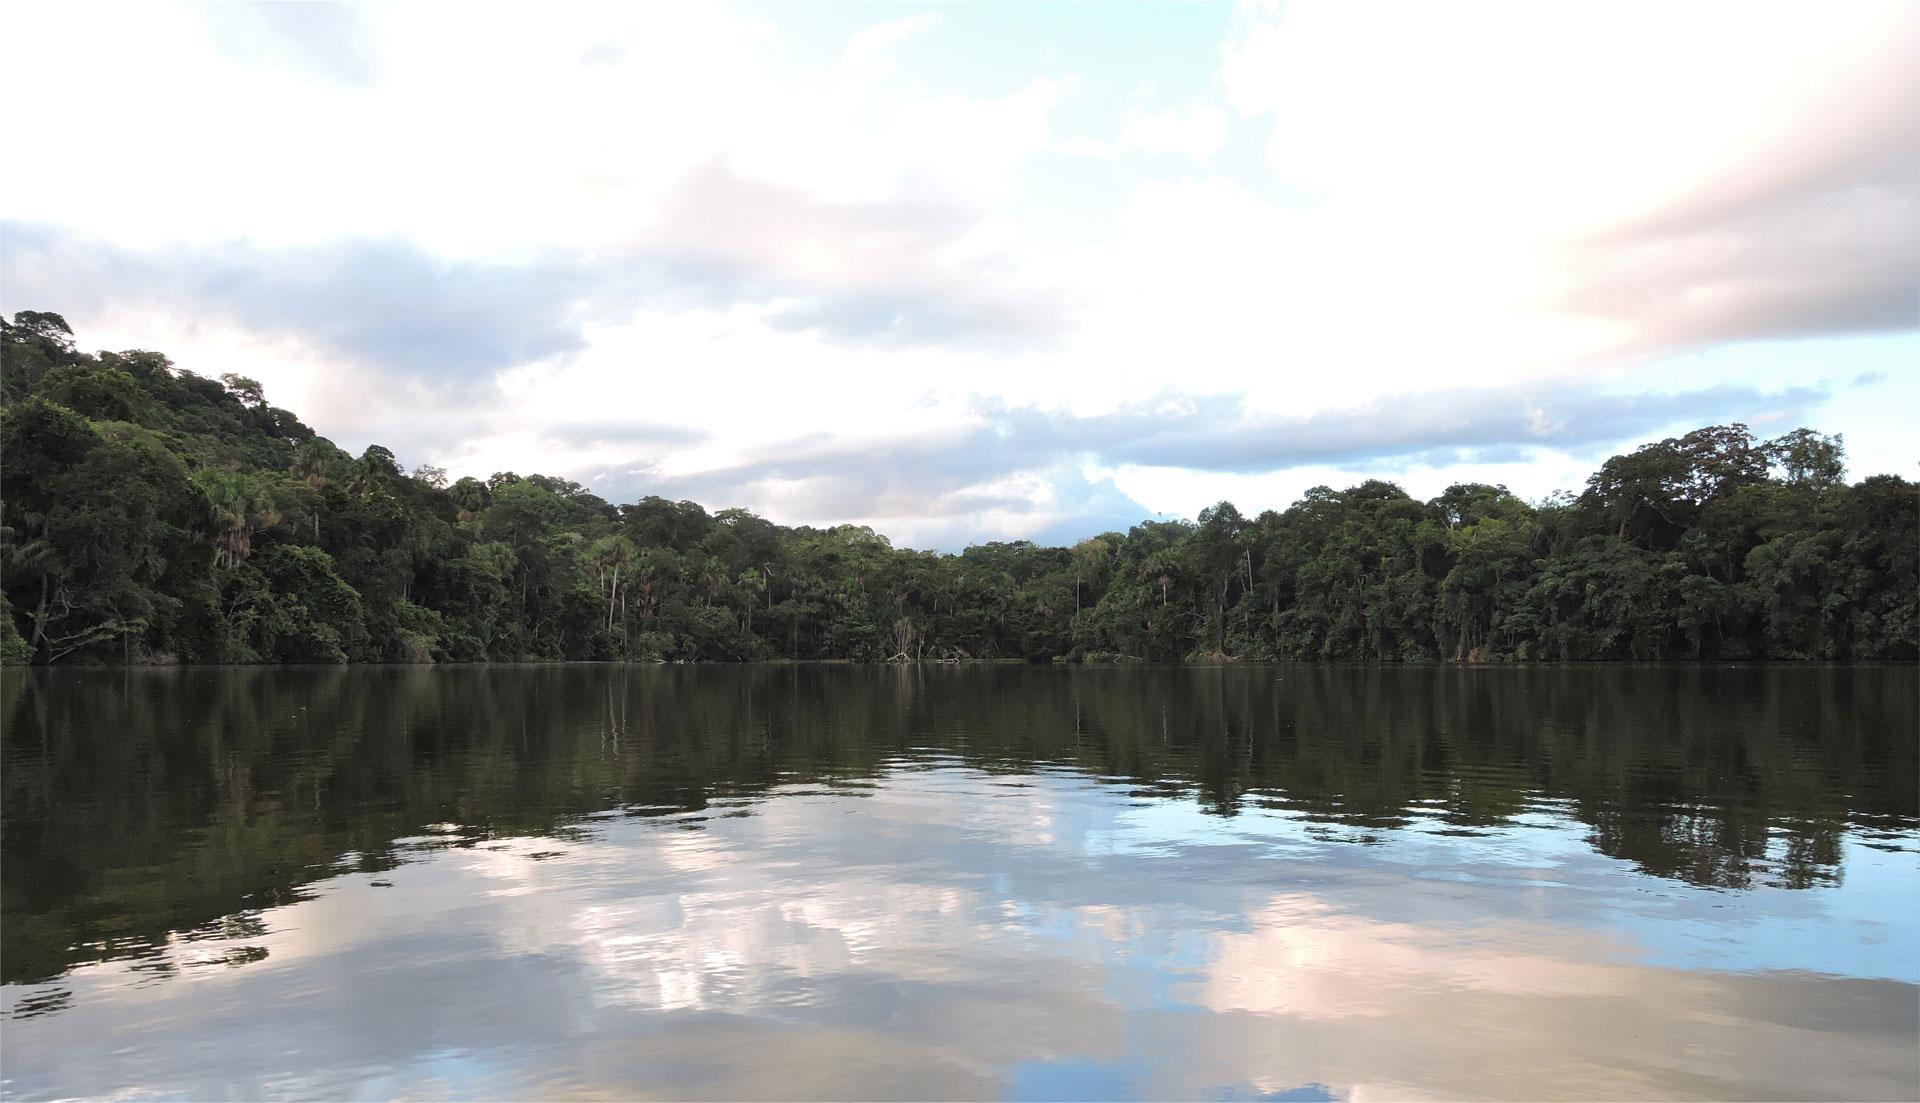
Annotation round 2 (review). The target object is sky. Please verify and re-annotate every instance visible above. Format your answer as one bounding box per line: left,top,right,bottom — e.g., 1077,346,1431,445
2,0,1915,550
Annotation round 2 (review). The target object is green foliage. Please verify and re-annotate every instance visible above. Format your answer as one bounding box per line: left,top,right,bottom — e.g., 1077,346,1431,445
2,312,1914,664
0,593,31,664
2,392,214,663
252,545,366,663
32,363,153,423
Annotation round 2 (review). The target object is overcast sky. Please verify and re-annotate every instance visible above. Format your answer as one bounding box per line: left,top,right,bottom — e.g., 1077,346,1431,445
3,1,1915,548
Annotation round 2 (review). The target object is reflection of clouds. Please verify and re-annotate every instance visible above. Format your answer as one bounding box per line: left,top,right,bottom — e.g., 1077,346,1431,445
1074,903,1135,945
446,778,1089,1021
779,898,881,962
1135,961,1920,1102
3,767,1915,1101
657,827,730,875
1202,893,1634,1020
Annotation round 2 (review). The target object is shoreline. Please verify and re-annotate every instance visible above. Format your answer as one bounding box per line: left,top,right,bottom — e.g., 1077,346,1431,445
6,657,1912,672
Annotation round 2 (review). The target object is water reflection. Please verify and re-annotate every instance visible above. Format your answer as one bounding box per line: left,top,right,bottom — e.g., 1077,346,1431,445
2,665,1916,1100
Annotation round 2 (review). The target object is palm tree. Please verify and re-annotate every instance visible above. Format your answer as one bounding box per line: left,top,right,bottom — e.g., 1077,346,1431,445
351,445,400,496
736,566,767,635
699,556,729,607
586,535,639,641
449,477,491,523
193,469,284,568
289,440,343,537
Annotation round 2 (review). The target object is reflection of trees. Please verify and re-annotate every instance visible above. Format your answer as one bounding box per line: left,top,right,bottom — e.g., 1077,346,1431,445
2,665,1913,985
1055,665,1904,892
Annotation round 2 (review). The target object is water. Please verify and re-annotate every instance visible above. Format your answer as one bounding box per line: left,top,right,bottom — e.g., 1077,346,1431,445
2,665,1915,1101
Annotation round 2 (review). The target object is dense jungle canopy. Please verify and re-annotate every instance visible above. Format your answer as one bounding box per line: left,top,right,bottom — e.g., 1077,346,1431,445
2,311,1913,665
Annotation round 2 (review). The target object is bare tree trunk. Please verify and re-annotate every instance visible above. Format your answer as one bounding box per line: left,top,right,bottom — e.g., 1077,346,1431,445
33,573,50,660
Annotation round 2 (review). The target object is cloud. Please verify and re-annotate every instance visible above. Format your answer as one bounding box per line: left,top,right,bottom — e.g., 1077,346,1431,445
672,376,1827,486
632,163,1069,350
1563,140,1919,349
0,3,1063,251
1,223,593,380
569,376,1825,547
842,14,942,87
202,3,379,87
1,165,1068,380
1025,471,1173,546
1118,106,1228,160
1220,0,1920,363
1552,5,1920,351
536,421,710,452
1012,380,1832,474
2,2,1912,550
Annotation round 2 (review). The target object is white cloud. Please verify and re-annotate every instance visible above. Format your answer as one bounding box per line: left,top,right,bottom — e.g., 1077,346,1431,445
841,14,942,87
2,0,1914,547
1218,0,1919,356
1118,105,1228,160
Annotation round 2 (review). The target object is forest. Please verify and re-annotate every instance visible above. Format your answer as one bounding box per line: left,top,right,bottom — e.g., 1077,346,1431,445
1,310,1914,665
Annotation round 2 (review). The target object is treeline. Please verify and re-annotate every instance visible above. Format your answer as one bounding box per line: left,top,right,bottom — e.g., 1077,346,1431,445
1,311,1914,665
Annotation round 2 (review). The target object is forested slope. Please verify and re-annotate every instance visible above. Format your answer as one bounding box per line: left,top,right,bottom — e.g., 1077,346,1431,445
2,311,1913,665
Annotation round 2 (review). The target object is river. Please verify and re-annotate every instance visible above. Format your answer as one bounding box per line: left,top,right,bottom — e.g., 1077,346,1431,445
2,665,1915,1100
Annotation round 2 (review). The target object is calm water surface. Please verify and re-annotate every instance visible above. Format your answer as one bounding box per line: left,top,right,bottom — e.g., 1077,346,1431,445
2,665,1916,1100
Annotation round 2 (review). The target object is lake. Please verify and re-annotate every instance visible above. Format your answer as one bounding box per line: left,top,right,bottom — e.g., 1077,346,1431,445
2,665,1916,1100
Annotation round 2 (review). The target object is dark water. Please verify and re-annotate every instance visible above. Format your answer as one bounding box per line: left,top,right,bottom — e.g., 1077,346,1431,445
2,665,1916,1101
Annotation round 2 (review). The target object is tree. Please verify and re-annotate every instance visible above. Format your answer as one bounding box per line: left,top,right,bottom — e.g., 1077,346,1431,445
192,468,287,568
448,477,491,522
32,364,151,423
253,545,365,663
586,535,638,642
1,402,212,662
1764,428,1845,490
220,374,266,409
9,311,75,348
4,310,1912,666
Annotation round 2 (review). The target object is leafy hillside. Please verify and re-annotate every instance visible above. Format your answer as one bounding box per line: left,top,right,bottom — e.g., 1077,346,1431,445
2,311,1913,664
